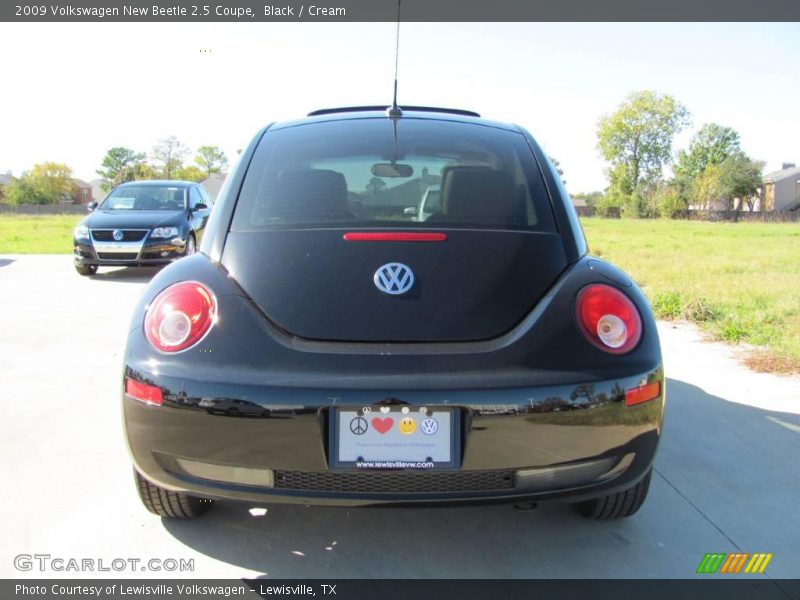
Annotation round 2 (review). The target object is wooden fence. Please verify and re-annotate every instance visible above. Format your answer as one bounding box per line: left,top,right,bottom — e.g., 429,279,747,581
574,206,800,222
0,203,89,215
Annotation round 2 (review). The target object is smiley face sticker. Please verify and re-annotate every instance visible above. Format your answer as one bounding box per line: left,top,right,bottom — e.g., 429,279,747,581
398,417,417,435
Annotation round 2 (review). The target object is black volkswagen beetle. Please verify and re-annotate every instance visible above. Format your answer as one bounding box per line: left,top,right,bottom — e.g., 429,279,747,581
123,107,664,519
73,180,213,275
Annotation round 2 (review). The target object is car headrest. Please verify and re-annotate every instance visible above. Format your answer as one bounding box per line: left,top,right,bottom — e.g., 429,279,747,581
439,166,518,224
262,168,349,223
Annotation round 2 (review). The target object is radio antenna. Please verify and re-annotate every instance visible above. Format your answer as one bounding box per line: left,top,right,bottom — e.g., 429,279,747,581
387,0,402,117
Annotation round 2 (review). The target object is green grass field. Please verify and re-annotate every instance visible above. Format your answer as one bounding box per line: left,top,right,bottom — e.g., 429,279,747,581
581,218,800,373
1,214,798,371
526,400,662,427
0,214,82,254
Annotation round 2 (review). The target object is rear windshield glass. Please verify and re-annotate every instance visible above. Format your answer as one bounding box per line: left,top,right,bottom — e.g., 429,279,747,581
102,185,186,211
232,118,555,231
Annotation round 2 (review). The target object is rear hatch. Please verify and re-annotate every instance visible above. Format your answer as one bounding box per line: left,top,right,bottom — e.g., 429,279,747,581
221,115,568,342
223,229,566,342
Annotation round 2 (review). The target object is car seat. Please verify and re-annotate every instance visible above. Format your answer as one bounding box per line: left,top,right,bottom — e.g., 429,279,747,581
427,166,522,226
259,168,351,223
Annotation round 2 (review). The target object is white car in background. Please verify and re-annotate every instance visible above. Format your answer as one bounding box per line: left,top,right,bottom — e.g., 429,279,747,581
404,185,441,221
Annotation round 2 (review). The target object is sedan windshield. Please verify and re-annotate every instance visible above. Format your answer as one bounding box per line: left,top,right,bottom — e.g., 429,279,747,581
102,186,186,211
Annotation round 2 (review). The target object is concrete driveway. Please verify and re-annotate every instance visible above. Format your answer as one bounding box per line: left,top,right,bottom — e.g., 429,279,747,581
1,255,798,579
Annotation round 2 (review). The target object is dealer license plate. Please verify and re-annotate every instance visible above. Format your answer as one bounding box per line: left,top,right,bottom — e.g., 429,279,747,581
331,406,458,469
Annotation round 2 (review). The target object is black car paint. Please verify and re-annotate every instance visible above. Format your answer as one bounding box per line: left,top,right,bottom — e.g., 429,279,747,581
222,229,568,342
73,181,211,268
123,110,664,506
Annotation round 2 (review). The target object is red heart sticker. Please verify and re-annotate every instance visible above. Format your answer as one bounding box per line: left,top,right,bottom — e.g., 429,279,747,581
371,417,394,434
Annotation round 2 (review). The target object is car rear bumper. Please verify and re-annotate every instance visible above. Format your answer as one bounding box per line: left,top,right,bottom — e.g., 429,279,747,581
123,368,665,506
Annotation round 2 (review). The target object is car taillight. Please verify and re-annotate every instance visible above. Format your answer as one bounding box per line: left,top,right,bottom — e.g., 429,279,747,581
144,281,217,352
576,284,642,354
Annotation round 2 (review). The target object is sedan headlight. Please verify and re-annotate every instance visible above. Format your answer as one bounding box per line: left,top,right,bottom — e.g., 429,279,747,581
73,224,89,240
151,227,180,239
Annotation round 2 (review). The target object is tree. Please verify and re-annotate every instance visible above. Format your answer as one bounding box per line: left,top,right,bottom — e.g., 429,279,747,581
549,156,566,186
151,136,190,179
178,165,206,183
597,91,690,216
691,152,763,212
97,147,145,191
194,145,228,179
593,193,623,218
365,177,386,195
5,162,74,205
673,123,741,203
675,123,741,181
719,152,763,211
651,182,686,218
5,175,46,205
692,164,726,211
112,162,157,186
570,384,595,404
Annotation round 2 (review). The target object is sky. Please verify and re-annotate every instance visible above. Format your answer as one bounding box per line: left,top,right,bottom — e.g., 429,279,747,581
0,22,797,193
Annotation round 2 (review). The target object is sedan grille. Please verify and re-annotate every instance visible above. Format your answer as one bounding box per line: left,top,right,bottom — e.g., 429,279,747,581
97,252,138,261
273,469,515,494
91,229,148,242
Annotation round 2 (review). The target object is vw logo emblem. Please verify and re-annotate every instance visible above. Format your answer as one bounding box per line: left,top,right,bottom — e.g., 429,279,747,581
374,263,414,295
112,229,124,241
421,418,439,435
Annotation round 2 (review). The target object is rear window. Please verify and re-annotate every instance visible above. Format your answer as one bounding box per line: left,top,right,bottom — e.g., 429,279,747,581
232,118,555,231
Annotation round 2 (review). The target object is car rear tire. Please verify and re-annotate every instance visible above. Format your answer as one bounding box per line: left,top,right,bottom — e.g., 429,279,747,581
134,470,213,518
575,469,652,519
75,264,97,276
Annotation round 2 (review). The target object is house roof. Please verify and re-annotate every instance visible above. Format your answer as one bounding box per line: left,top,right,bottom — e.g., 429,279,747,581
72,178,92,188
571,196,587,207
763,165,800,183
201,173,228,198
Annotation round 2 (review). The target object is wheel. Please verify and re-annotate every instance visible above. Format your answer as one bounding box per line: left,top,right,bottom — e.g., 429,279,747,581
134,469,213,518
575,469,652,519
185,234,196,255
75,264,97,276
226,407,240,417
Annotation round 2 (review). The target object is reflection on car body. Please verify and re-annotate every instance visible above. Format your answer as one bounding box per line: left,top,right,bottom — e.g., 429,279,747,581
198,398,271,417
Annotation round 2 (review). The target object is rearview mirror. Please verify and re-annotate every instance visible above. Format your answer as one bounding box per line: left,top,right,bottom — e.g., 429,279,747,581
403,206,418,216
193,203,208,211
371,163,413,178
87,201,98,212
